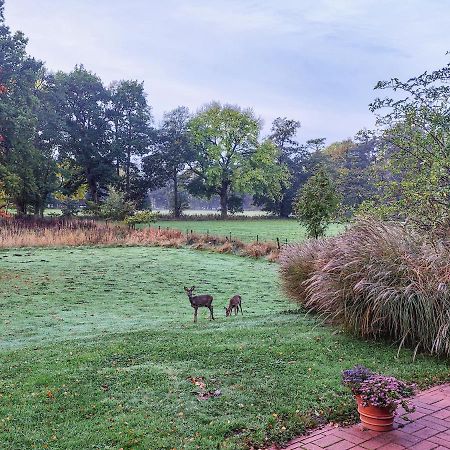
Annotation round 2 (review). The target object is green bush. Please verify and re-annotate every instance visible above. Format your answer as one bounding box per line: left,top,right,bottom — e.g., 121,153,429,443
279,218,450,357
124,210,158,226
100,188,135,220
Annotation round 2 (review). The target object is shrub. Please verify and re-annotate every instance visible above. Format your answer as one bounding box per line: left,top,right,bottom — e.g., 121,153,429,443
279,218,450,357
100,188,135,220
125,210,158,227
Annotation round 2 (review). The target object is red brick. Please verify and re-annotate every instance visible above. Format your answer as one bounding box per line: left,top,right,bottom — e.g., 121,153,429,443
414,428,440,439
381,445,407,450
428,435,450,447
311,434,343,447
408,442,439,450
326,441,355,450
331,429,368,444
432,410,450,420
300,443,324,450
431,399,450,409
420,417,450,432
361,437,394,449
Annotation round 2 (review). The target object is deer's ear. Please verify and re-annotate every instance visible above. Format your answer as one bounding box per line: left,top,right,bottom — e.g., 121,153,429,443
191,285,196,290
184,287,188,291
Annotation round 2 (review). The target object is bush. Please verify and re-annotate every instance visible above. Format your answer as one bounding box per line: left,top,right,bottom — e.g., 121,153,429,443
125,210,158,227
279,218,450,357
100,188,135,220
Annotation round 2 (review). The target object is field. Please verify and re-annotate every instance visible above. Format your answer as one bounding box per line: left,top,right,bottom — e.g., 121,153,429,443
0,246,448,449
152,219,345,243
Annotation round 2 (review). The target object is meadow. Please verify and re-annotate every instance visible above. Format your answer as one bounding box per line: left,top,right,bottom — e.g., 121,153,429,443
152,219,345,244
0,246,448,449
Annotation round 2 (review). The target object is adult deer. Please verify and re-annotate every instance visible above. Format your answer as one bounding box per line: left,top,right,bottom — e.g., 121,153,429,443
225,295,242,317
184,286,214,323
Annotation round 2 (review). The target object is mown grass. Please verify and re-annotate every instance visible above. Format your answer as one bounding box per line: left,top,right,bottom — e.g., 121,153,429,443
151,219,345,243
0,246,448,449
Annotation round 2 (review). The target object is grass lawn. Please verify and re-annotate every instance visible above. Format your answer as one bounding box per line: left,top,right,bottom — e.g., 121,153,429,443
0,247,448,449
152,219,345,243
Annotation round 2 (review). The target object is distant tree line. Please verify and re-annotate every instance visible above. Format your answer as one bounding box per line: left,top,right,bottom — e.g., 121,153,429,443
1,0,449,230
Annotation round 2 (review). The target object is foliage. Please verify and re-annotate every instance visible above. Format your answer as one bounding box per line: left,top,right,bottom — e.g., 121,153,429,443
369,60,450,230
253,117,305,217
108,80,153,201
54,65,113,204
99,187,135,220
124,210,158,226
187,102,289,217
0,246,448,449
0,10,58,215
293,166,340,238
279,218,450,357
143,106,191,217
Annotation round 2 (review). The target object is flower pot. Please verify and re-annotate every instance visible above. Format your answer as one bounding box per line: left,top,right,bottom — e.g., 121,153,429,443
355,395,395,432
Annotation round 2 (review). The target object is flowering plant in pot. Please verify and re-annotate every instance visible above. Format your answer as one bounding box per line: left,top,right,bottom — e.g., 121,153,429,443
342,366,415,431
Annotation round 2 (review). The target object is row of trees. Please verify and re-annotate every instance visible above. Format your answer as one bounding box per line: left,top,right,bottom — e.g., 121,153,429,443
2,0,449,229
0,1,380,221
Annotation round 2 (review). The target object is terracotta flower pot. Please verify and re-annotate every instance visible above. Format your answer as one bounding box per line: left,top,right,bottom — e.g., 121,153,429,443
355,395,395,431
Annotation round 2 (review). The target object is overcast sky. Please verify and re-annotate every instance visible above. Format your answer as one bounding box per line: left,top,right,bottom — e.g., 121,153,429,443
5,0,450,142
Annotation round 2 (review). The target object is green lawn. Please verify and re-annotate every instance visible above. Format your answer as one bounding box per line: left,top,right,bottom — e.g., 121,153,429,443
152,219,345,243
0,247,448,449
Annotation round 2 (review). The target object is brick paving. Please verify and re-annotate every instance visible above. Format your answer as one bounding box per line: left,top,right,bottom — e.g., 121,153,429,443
276,384,450,450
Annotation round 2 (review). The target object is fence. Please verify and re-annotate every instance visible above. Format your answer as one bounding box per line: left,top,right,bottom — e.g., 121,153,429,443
152,225,290,249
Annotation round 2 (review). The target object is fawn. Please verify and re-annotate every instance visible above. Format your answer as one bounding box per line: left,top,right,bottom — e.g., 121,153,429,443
225,295,243,317
184,286,214,322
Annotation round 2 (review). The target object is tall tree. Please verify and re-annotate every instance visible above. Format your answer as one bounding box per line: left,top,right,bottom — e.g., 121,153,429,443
253,117,317,217
108,80,153,201
55,65,113,204
0,3,57,215
143,106,191,217
187,102,287,218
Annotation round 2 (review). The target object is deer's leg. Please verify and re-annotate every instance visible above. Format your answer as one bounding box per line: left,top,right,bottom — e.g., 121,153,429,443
240,303,243,315
193,307,198,323
234,306,238,315
209,305,214,320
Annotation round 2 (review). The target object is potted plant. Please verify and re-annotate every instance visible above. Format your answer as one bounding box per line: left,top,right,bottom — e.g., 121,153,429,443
342,366,415,431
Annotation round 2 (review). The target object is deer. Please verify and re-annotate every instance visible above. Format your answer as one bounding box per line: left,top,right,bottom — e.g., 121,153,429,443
184,286,214,323
225,294,243,317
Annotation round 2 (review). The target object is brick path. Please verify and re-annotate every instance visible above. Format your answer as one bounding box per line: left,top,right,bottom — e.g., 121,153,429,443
276,384,450,450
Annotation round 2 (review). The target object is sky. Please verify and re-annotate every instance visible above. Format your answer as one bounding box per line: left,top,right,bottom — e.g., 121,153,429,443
5,0,450,142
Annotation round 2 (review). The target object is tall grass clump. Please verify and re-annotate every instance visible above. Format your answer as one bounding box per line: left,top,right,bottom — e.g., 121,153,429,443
279,218,450,357
0,216,281,261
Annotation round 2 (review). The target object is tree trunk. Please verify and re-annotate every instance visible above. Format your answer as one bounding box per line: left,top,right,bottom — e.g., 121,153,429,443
279,194,291,218
15,200,27,216
220,181,228,219
125,147,131,196
87,172,98,204
173,170,180,218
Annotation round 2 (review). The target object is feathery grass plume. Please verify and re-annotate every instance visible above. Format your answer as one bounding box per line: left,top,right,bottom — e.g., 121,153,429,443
279,218,450,357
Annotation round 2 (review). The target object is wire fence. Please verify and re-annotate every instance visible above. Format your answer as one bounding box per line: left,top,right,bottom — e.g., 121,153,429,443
151,225,292,249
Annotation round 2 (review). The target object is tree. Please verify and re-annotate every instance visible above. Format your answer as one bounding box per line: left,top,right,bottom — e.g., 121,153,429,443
187,102,288,218
143,106,191,217
0,5,57,215
253,117,310,217
368,60,450,230
294,165,340,238
108,80,153,201
55,65,113,204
